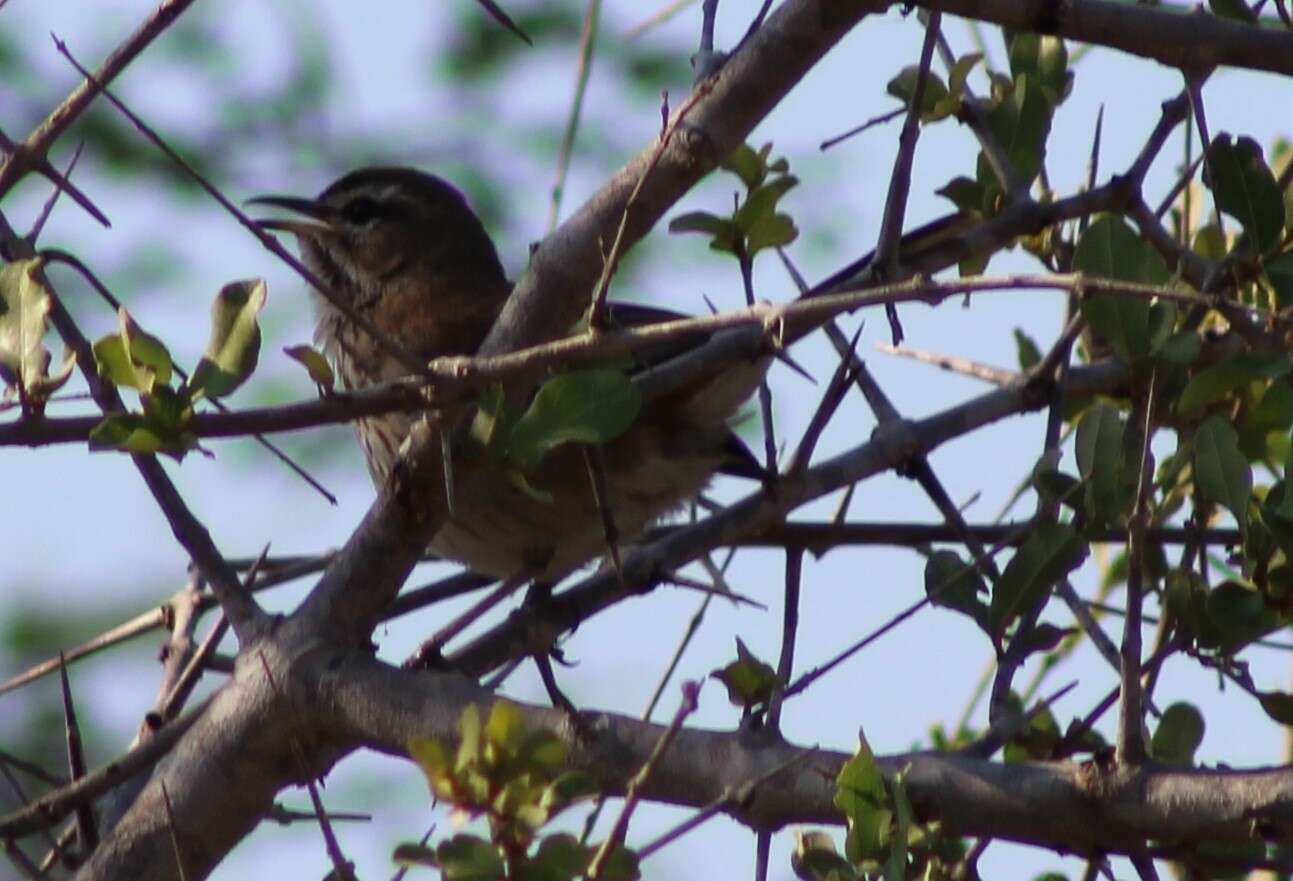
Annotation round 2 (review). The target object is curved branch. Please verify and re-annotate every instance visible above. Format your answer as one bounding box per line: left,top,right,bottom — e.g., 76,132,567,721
325,657,1293,857
913,0,1293,76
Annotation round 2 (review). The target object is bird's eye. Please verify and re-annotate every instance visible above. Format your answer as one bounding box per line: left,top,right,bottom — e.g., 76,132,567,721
342,195,384,225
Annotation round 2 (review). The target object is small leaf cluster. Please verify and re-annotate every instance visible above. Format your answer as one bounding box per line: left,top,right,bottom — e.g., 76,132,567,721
469,367,642,502
794,735,963,881
0,259,76,415
925,124,1293,730
399,702,638,881
90,279,266,459
924,522,1086,650
668,142,799,261
924,32,1070,272
710,637,780,718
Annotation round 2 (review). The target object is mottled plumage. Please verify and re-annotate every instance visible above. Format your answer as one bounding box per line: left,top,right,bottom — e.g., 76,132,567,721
255,167,766,580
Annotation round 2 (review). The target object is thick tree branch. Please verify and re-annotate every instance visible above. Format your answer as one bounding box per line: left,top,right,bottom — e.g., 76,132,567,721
912,0,1293,76
324,656,1293,857
0,0,198,199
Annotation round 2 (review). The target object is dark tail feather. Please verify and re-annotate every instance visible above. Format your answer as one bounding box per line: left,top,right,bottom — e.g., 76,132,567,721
718,431,770,480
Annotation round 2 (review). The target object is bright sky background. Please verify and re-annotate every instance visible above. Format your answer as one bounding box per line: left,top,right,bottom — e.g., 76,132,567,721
2,2,1291,879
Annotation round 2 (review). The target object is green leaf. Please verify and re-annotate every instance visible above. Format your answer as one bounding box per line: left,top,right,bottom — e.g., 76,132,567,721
1194,414,1253,536
515,728,567,773
1156,330,1201,366
0,258,60,406
947,52,984,97
522,833,587,880
434,834,505,881
409,735,451,778
1004,701,1061,761
1256,690,1293,724
1007,33,1068,104
985,74,1054,185
721,143,765,189
1075,404,1129,526
89,414,169,455
668,210,733,237
537,770,597,816
1013,328,1041,370
1192,223,1229,260
1073,214,1170,285
188,278,266,401
1074,216,1170,364
457,703,483,771
283,344,334,389
88,410,196,460
711,638,779,709
1208,0,1260,23
924,551,988,626
1178,353,1290,418
484,699,525,753
1240,380,1293,459
506,368,642,471
668,210,740,255
1203,581,1280,651
1150,702,1205,764
469,382,511,456
391,843,439,868
885,767,913,881
835,733,890,864
1265,250,1293,309
1204,134,1286,255
792,832,857,881
745,213,798,254
936,176,988,214
122,310,173,389
1031,450,1081,512
735,175,799,228
990,523,1087,639
588,843,641,881
1164,568,1210,645
93,316,172,396
886,66,952,120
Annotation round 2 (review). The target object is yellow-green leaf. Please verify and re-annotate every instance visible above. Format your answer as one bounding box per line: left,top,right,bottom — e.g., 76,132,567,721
188,279,266,401
283,344,334,389
506,368,642,471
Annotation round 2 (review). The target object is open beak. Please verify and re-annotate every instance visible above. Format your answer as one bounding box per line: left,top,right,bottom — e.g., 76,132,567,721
246,194,339,238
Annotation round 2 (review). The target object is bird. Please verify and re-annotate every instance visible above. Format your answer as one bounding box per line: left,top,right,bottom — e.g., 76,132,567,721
253,166,767,583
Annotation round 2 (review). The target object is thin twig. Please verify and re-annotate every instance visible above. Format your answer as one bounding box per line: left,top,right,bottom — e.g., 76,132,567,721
871,11,942,344
547,0,602,232
0,0,198,204
0,124,108,231
586,81,715,325
877,343,1018,385
634,747,815,860
404,571,532,665
46,246,337,500
51,36,425,376
58,654,97,852
0,695,212,839
27,141,87,242
765,549,803,731
40,260,267,641
820,107,906,150
1119,369,1157,764
587,681,701,878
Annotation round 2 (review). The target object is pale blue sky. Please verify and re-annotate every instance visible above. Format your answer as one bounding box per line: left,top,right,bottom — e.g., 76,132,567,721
2,2,1291,879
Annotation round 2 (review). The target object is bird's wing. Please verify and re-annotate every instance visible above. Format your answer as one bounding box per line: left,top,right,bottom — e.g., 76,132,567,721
605,302,769,482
